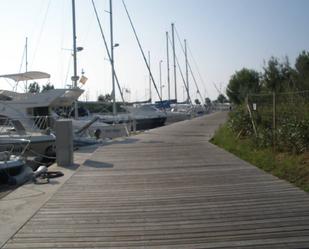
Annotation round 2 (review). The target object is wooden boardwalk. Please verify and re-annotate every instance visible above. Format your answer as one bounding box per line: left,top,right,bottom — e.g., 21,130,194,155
3,112,309,248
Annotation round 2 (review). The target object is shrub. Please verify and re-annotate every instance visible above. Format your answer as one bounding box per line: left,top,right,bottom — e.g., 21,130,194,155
228,105,253,137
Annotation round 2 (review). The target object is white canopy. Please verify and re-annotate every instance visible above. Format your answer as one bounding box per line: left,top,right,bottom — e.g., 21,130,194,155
0,71,50,82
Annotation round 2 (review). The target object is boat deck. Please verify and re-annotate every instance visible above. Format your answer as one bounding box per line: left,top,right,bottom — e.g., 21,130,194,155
3,111,309,248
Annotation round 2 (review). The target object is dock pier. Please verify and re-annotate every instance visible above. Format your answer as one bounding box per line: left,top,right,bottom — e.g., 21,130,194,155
2,111,309,248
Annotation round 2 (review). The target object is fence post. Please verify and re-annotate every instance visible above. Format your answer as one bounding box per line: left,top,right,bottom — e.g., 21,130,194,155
272,91,276,151
245,95,249,113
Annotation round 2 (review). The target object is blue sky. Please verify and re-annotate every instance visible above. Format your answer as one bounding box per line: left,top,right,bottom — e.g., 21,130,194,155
0,0,308,102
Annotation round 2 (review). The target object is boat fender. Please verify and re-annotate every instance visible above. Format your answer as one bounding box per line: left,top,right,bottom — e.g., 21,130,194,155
33,165,48,178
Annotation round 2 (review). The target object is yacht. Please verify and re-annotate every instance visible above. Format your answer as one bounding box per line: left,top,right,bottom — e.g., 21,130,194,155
96,104,167,131
0,72,128,141
0,72,78,154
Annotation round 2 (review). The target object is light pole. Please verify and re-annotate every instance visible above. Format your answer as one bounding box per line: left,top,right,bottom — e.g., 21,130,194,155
159,60,163,99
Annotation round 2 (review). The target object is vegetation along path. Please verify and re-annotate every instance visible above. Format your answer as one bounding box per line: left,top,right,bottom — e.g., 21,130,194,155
3,111,309,248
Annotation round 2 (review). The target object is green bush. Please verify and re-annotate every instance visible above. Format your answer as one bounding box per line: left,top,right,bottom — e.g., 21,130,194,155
277,117,309,153
228,104,309,154
228,105,253,137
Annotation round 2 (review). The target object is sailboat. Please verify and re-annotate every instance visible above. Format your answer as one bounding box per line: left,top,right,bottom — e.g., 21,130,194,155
89,0,166,131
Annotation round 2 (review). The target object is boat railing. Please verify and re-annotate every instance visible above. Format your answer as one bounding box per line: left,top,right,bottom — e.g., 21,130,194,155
0,116,55,135
32,116,51,130
0,144,15,155
20,139,31,156
0,138,31,158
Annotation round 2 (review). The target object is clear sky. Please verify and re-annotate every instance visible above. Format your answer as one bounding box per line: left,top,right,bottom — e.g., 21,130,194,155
0,0,309,102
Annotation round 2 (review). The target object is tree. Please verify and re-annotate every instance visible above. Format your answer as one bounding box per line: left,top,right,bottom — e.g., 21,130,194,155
194,99,201,105
28,82,40,93
217,94,228,103
295,51,309,90
98,93,112,102
205,97,211,106
226,68,260,105
41,83,55,92
262,56,295,92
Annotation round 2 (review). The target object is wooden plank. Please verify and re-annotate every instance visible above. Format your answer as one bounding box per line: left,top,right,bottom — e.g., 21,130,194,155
3,112,309,248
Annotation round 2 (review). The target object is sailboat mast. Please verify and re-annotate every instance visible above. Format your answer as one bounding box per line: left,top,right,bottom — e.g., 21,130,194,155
171,23,177,101
166,32,170,101
25,37,28,73
110,0,117,117
25,37,28,93
159,60,163,98
148,51,152,102
184,39,189,103
71,0,78,118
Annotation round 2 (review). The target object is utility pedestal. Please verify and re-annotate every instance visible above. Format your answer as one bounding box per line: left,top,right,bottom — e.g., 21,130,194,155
55,119,73,166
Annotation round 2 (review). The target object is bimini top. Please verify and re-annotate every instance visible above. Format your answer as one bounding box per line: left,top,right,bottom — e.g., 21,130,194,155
0,71,50,82
0,88,84,107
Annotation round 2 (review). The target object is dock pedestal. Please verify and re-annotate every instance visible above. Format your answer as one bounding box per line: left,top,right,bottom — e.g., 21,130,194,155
55,119,73,166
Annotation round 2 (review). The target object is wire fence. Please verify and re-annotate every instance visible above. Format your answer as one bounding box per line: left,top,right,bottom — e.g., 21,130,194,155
247,90,309,153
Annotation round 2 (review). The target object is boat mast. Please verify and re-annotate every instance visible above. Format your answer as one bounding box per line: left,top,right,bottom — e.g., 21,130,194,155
184,39,189,103
71,0,79,119
148,51,152,102
110,0,117,118
166,32,170,101
25,37,28,93
171,23,177,101
159,60,163,98
91,0,125,104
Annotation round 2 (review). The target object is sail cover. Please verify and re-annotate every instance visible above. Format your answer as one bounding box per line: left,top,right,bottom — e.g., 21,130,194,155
0,71,50,82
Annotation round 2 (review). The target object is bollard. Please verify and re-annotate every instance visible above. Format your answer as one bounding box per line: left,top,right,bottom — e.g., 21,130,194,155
55,119,73,166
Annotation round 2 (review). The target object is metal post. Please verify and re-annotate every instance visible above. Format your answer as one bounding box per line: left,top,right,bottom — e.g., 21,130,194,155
171,23,177,101
110,0,116,118
184,39,189,103
159,60,163,98
166,31,170,101
71,0,79,119
148,51,152,102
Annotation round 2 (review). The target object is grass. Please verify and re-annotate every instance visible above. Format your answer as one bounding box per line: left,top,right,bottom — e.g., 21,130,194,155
211,124,309,192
